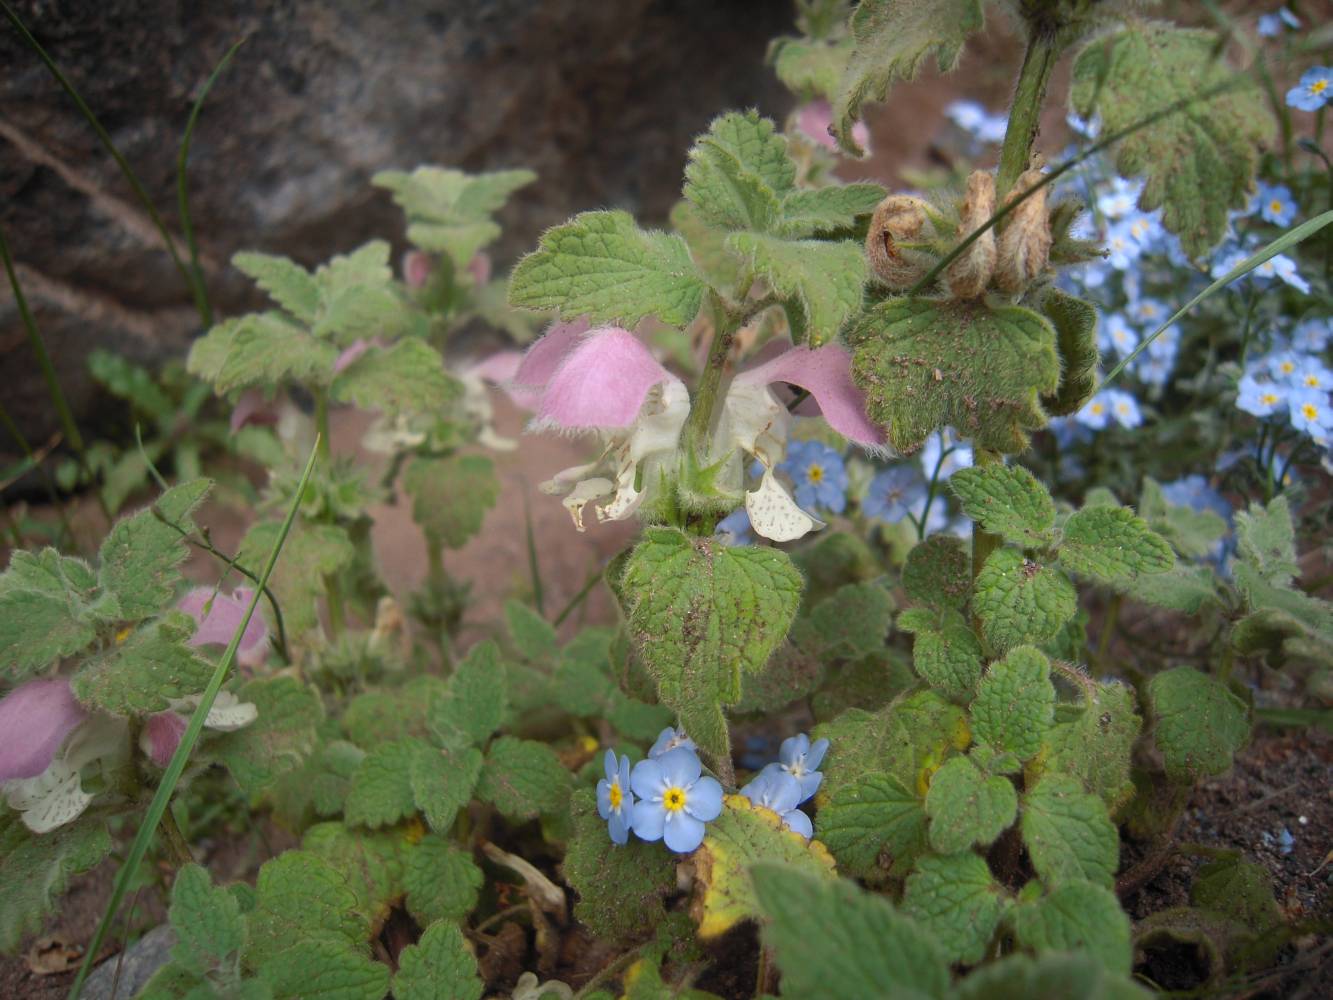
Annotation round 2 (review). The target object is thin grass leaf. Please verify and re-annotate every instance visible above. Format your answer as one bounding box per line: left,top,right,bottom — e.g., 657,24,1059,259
0,0,206,324
553,566,604,628
522,487,544,615
67,438,321,1000
177,38,246,328
0,397,74,547
1102,209,1333,387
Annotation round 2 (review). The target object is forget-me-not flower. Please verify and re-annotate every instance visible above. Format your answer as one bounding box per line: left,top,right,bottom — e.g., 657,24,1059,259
629,747,723,853
1287,67,1331,112
715,508,754,547
1076,393,1113,430
741,768,813,839
920,429,973,480
648,727,697,759
1237,374,1287,417
597,751,635,845
1290,360,1333,393
1291,318,1331,353
1255,183,1298,226
1105,389,1143,429
779,439,849,514
1258,8,1300,37
1105,220,1145,270
1096,177,1140,219
1100,313,1139,357
862,466,926,522
1288,389,1332,438
759,733,829,803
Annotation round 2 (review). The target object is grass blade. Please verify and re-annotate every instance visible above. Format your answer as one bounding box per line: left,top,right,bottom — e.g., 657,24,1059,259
0,0,207,324
177,38,246,328
522,486,545,615
0,398,74,546
1101,209,1333,388
66,437,322,1000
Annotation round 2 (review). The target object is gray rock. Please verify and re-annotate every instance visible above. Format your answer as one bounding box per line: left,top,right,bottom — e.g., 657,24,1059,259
81,923,176,1000
0,0,789,463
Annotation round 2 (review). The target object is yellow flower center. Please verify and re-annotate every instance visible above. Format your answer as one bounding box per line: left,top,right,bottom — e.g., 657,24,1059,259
663,787,687,813
1091,403,1105,415
608,783,623,810
1312,79,1328,96
1301,403,1318,420
1270,199,1284,214
115,626,133,644
1304,375,1320,387
1280,361,1295,374
1261,393,1278,406
807,464,824,484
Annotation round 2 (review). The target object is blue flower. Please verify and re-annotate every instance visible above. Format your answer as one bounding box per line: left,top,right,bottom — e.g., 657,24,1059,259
629,747,723,852
862,466,926,522
919,429,973,480
1127,297,1169,329
779,440,848,514
1290,359,1333,393
597,750,635,845
1100,313,1139,357
1075,393,1113,430
1104,220,1144,270
1105,389,1143,429
1266,350,1303,382
1257,8,1299,37
740,769,813,838
1288,389,1332,438
1095,177,1140,220
944,100,1007,144
1292,318,1331,353
1237,374,1287,417
1135,354,1175,388
648,727,696,759
760,733,829,803
715,508,754,547
1254,183,1298,226
1122,211,1163,249
1287,67,1331,112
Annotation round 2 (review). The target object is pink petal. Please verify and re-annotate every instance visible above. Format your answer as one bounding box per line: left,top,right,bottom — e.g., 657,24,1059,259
467,251,492,286
537,328,679,429
852,121,872,155
735,344,885,449
178,588,268,654
796,100,838,152
467,350,524,385
229,389,277,434
511,318,591,409
142,712,187,768
403,251,434,289
0,679,88,781
332,339,372,375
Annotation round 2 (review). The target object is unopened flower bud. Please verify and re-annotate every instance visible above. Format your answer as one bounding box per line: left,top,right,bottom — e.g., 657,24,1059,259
995,168,1052,293
944,170,997,300
865,194,933,290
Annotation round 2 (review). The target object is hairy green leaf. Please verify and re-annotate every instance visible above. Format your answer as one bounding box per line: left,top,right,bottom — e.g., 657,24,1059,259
257,938,389,1000
924,755,1017,854
898,607,984,700
769,36,853,102
409,743,483,833
168,863,245,977
727,233,865,346
214,676,323,797
1033,680,1140,814
302,823,410,927
954,950,1148,999
403,454,499,550
973,549,1077,654
818,771,927,879
0,815,112,954
244,851,369,971
98,479,211,622
902,852,1008,965
1147,667,1249,782
475,736,570,821
1011,881,1131,973
1059,506,1174,584
1040,287,1100,417
971,645,1055,760
212,313,340,393
430,640,507,747
404,834,483,927
71,615,213,715
778,184,886,238
331,339,459,417
392,921,483,1000
232,252,319,324
902,534,971,611
1022,775,1119,888
0,551,98,679
684,110,792,232
344,739,425,828
950,464,1055,548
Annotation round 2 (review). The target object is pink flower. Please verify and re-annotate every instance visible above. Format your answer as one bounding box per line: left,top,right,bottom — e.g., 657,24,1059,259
139,693,257,768
0,678,88,783
796,99,872,155
229,388,279,434
467,251,493,287
402,250,434,289
459,349,526,451
510,318,591,411
177,587,270,669
332,338,375,376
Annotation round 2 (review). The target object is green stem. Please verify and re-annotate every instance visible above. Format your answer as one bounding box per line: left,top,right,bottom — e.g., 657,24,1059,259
312,392,346,637
996,27,1062,199
157,806,194,869
682,291,744,462
1095,593,1121,674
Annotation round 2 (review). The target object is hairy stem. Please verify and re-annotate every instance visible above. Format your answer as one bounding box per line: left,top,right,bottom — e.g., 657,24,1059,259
996,27,1062,199
682,290,744,462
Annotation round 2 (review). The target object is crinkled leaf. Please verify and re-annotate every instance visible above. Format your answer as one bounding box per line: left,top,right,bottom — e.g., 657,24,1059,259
1139,477,1230,561
954,951,1149,999
331,339,459,417
97,478,211,622
316,241,393,296
1234,495,1298,587
344,738,426,828
850,298,1059,454
949,464,1055,548
898,607,984,700
0,814,112,954
430,640,507,747
1032,681,1140,814
1147,667,1249,782
970,645,1055,761
1040,287,1100,418
302,822,410,927
1070,24,1275,258
777,184,886,238
1129,564,1220,614
403,834,483,927
214,676,323,797
232,252,319,324
71,614,213,715
751,863,950,998
509,210,706,328
973,549,1077,655
769,36,853,102
1059,506,1174,584
391,920,483,1000
833,0,985,153
168,863,245,977
1011,881,1131,974
244,851,369,971
924,755,1017,855
902,852,1008,965
211,313,340,393
726,233,866,346
618,529,801,761
409,743,483,833
403,454,499,550
818,771,927,879
505,599,559,664
694,795,836,940
237,521,354,640
475,736,570,821
256,938,389,1000
1021,775,1118,888
683,110,792,232
902,534,971,611
0,553,99,679
796,580,894,661
562,790,675,942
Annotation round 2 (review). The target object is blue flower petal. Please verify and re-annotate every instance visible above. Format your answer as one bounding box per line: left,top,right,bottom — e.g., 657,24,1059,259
596,780,613,819
631,799,665,841
630,758,665,799
806,737,830,771
796,771,823,803
608,808,631,845
663,812,706,853
617,754,632,790
783,808,814,839
603,749,618,783
656,746,702,789
686,776,724,821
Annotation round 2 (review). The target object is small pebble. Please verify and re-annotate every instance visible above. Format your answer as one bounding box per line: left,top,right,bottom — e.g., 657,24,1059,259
1298,815,1309,825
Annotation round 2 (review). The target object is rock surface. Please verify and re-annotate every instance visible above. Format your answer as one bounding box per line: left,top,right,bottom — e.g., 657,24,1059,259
0,0,789,459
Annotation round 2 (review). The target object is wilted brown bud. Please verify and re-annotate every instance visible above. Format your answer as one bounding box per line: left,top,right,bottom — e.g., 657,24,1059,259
995,168,1052,293
865,194,933,290
944,170,997,300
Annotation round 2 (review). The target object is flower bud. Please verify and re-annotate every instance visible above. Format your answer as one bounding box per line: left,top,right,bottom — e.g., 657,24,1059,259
944,170,997,300
865,194,933,290
995,168,1052,293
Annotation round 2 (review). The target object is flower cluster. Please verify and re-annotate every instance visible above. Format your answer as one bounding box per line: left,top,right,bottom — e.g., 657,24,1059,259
596,729,828,851
858,430,972,536
508,321,884,543
944,100,1008,146
1236,338,1333,450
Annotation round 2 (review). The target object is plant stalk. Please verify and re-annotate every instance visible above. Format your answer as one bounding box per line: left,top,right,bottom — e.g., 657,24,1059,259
157,806,194,868
312,390,347,636
996,27,1062,199
682,291,743,462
